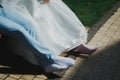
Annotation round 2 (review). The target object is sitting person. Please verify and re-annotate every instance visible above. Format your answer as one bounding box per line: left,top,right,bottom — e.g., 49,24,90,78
0,0,98,73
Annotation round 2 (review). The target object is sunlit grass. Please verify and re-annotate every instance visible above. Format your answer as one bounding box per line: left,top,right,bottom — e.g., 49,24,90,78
63,0,119,27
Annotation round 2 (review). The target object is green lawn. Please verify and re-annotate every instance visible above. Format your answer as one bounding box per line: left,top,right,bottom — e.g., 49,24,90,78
63,0,119,27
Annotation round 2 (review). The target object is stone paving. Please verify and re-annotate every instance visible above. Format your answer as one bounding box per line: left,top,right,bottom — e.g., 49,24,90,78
61,2,120,80
0,2,120,80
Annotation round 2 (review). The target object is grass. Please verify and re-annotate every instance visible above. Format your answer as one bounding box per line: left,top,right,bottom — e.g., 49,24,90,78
63,0,119,27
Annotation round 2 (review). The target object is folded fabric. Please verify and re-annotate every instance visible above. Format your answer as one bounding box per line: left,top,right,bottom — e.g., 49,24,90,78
0,0,88,72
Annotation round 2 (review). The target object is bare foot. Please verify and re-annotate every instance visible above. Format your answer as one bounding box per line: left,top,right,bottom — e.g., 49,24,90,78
76,44,98,54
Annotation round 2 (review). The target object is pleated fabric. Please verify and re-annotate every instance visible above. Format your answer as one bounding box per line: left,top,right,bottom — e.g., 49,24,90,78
0,0,87,55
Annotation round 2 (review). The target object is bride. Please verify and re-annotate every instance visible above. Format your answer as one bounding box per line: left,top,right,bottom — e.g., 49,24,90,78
0,0,98,73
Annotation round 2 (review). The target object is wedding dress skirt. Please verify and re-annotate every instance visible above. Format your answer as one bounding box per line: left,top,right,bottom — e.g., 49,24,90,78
0,0,87,72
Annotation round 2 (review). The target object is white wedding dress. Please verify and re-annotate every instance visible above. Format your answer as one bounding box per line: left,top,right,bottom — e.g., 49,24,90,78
1,0,87,55
0,0,87,72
